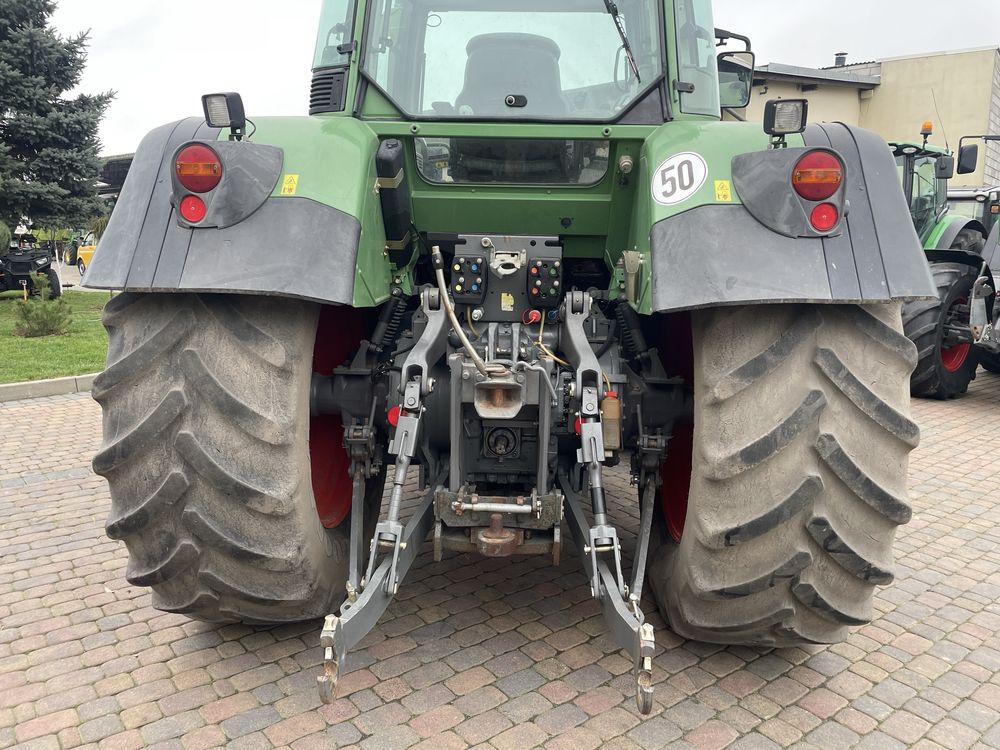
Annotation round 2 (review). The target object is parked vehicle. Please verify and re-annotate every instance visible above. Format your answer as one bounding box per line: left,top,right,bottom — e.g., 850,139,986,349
948,185,1000,237
1,234,62,298
85,0,935,711
894,131,1000,394
76,233,97,275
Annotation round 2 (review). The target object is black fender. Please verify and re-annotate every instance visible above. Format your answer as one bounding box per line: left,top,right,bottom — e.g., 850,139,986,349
649,123,937,312
82,117,362,305
935,218,988,251
925,248,997,323
985,222,1000,273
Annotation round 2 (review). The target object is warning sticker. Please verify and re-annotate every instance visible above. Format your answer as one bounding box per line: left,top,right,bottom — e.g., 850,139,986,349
714,180,733,202
501,293,515,312
280,174,300,196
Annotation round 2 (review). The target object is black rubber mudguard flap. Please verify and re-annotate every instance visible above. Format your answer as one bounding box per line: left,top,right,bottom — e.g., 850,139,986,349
650,123,937,313
83,117,361,305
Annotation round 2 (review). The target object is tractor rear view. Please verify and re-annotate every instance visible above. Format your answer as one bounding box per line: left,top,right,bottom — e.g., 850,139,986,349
85,0,936,713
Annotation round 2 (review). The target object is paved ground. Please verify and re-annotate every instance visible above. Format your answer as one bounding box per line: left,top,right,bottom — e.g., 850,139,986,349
54,262,90,292
2,372,1000,750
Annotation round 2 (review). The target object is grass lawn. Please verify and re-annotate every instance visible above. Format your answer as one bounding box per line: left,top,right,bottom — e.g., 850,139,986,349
0,290,111,383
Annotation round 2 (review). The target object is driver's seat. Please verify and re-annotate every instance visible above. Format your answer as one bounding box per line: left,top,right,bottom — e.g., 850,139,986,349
454,33,565,117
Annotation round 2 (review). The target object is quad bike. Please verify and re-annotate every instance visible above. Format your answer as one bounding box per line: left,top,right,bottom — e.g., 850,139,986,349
86,0,936,714
1,236,62,298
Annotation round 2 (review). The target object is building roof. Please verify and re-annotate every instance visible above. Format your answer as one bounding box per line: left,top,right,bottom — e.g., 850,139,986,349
754,63,880,90
873,45,1000,64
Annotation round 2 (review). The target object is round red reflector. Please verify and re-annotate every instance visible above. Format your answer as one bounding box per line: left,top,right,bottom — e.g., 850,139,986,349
179,195,207,223
792,151,843,201
175,144,223,193
810,203,840,232
387,405,402,428
573,417,582,436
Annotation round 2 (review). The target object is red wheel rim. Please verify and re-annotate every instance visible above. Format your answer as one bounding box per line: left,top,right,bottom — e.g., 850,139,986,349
661,423,693,542
656,312,694,542
940,296,971,373
310,306,365,528
940,343,971,373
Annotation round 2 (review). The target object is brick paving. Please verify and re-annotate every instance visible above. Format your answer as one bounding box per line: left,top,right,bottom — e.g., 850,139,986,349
1,371,999,749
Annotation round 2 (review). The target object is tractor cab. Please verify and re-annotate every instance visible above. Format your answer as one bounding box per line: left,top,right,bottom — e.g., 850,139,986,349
891,140,953,243
313,0,716,123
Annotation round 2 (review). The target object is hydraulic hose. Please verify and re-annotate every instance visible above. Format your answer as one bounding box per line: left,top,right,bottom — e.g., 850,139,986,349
431,245,506,378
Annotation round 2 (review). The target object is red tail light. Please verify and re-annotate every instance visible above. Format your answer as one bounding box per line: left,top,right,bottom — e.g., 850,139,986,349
179,195,207,223
810,203,840,232
792,151,843,201
176,144,222,193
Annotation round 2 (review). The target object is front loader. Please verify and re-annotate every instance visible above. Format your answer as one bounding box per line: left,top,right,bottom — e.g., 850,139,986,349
86,0,936,714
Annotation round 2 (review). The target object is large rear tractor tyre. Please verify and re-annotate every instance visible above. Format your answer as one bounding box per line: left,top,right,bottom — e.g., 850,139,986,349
903,256,983,399
648,303,918,646
93,293,384,623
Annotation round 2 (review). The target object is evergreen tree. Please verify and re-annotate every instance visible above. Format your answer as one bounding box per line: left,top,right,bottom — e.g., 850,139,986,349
0,0,113,230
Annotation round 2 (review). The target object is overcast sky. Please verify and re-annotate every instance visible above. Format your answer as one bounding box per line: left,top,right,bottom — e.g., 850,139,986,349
51,0,1000,155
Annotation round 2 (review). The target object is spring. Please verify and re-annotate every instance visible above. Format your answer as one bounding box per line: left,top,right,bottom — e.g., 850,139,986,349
374,297,406,353
615,303,648,361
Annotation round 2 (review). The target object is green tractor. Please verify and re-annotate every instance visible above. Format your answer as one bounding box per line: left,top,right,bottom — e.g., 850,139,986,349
949,184,1000,238
894,131,1000,394
947,183,1000,375
85,0,936,712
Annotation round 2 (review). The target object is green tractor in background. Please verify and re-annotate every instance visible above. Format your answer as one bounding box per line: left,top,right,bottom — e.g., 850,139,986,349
947,183,1000,375
895,129,1000,394
84,0,936,712
949,184,1000,238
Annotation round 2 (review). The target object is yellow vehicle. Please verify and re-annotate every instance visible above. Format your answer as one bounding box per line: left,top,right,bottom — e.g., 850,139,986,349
76,232,97,274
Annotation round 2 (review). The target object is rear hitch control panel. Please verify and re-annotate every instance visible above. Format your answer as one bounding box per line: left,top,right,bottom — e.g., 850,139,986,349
444,235,564,321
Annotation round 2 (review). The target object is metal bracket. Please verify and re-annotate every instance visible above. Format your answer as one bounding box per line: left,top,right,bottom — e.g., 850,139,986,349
630,475,658,602
368,385,423,596
622,250,642,303
559,470,656,715
559,292,604,400
971,273,997,346
319,479,441,704
400,287,448,396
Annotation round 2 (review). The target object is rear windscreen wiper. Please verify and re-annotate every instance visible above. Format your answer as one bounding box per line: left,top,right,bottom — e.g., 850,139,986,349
604,0,641,84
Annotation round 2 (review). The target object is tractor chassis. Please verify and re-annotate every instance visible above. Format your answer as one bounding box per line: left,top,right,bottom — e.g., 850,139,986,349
315,287,662,714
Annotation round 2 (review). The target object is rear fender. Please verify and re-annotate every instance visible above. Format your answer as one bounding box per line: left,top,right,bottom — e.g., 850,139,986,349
931,215,988,251
83,117,391,307
640,122,937,313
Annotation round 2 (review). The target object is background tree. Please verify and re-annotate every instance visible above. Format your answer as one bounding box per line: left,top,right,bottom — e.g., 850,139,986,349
0,0,113,230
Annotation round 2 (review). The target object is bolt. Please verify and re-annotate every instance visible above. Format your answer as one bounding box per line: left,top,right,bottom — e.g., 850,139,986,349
462,370,471,380
516,374,524,383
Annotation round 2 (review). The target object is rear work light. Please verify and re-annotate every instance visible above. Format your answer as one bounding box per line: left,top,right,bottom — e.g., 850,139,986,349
175,144,223,193
792,151,843,201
